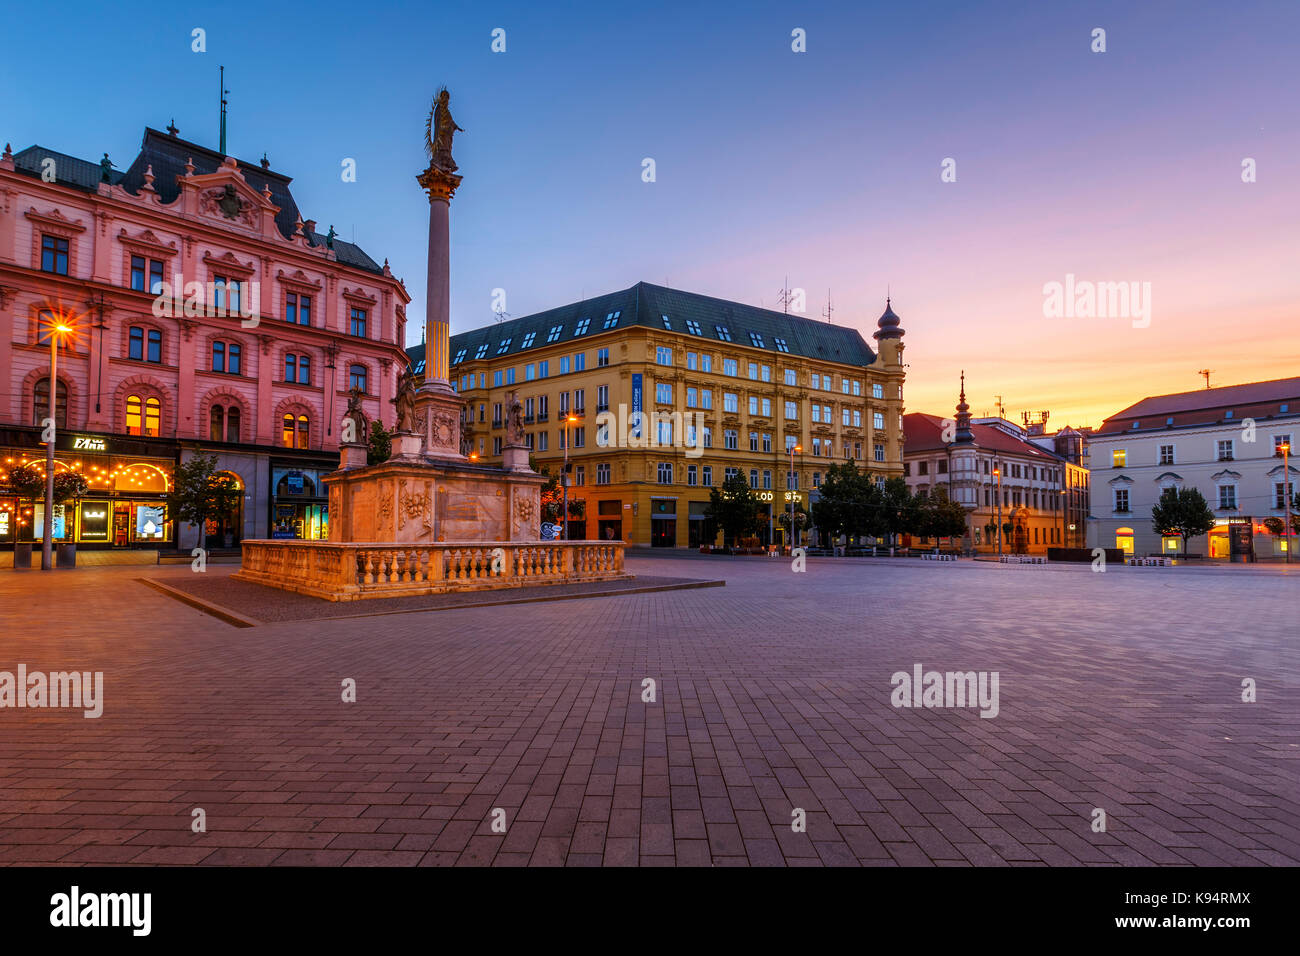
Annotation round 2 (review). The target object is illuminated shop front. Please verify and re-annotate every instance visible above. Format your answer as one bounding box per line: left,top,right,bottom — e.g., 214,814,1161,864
270,463,329,540
0,431,176,549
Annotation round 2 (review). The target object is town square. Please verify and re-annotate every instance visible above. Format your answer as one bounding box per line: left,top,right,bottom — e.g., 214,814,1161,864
0,0,1296,940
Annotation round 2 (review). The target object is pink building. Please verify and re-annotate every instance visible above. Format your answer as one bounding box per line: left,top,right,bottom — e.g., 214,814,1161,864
0,126,409,550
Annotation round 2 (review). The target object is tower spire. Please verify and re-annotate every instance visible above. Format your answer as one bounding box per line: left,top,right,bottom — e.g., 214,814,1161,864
954,370,973,443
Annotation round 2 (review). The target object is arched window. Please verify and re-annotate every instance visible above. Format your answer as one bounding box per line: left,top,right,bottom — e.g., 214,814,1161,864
126,394,161,436
210,405,224,442
285,355,296,381
349,364,367,392
282,414,310,449
33,378,68,428
211,404,242,442
226,406,240,442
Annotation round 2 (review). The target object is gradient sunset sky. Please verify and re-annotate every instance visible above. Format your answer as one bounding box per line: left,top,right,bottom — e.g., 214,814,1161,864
4,0,1296,428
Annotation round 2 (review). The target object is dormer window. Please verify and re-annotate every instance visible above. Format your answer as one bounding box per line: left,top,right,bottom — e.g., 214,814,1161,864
546,325,563,342
715,325,732,342
496,337,512,355
574,318,590,336
603,311,620,329
475,343,489,359
685,320,702,335
452,348,467,365
749,331,765,348
521,331,536,348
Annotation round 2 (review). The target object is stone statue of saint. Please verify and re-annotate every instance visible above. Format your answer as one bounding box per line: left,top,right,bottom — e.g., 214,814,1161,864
505,390,524,446
393,368,418,433
100,153,114,183
325,225,336,250
425,87,463,173
343,387,368,443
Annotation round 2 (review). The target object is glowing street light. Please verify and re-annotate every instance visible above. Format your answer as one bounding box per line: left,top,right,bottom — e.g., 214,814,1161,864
563,414,580,540
789,443,802,552
993,466,1003,558
1280,440,1292,564
40,314,77,571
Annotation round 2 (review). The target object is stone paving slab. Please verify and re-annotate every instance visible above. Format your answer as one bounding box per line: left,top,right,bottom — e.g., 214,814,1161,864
145,571,725,624
0,555,1296,867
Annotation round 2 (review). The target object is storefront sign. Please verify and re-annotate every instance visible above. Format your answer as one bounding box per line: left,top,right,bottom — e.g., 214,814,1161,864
72,436,107,451
78,501,109,540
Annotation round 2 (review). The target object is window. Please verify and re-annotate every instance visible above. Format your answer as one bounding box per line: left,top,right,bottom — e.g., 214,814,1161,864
560,356,570,375
525,364,536,381
749,396,759,416
506,368,516,385
721,358,737,377
842,378,850,395
703,427,713,448
842,408,851,427
750,469,759,488
32,378,67,428
852,380,862,397
701,354,713,373
812,438,821,456
1275,434,1293,454
1112,449,1127,467
558,392,568,415
724,467,740,482
41,235,69,274
656,383,672,403
131,256,165,294
597,385,609,413
574,389,585,413
285,293,313,326
597,348,610,367
539,432,549,451
1114,488,1130,512
786,435,797,452
349,308,367,337
702,466,713,486
724,392,739,413
453,348,467,365
278,414,309,449
493,370,503,388
784,368,796,387
1218,485,1236,510
349,364,368,392
686,319,702,335
785,401,797,420
572,427,585,448
687,465,697,486
603,311,621,329
656,418,673,445
762,433,771,453
821,405,831,423
210,404,241,442
125,394,161,436
596,463,611,485
574,353,585,372
715,325,732,342
874,443,885,462
574,318,591,336
812,472,821,488
853,410,862,427
496,337,512,355
686,387,698,408
787,470,798,491
128,326,162,363
475,343,489,360
748,362,758,380
575,465,585,486
493,436,503,455
873,412,885,430
872,383,884,399
521,331,537,349
538,395,549,420
539,361,549,378
749,431,759,451
811,405,821,424
1159,444,1175,466
545,325,563,343
701,388,713,410
774,337,789,353
211,341,241,374
1217,440,1233,462
656,346,672,366
1276,482,1291,509
724,429,738,450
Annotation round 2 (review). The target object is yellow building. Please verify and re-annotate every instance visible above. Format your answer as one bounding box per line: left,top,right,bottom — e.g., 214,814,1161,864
407,282,906,547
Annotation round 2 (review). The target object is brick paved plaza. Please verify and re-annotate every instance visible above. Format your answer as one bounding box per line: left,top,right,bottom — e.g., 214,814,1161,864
0,555,1296,867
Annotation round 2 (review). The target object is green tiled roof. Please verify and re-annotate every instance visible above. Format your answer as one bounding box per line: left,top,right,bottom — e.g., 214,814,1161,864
408,281,883,371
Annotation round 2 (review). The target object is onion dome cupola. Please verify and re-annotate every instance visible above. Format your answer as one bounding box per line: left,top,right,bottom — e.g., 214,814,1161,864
873,296,905,341
954,371,974,444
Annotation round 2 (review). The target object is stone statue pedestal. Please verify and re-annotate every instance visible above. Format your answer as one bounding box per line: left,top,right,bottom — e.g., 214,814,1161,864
502,443,531,473
416,380,466,462
339,441,368,470
390,431,423,461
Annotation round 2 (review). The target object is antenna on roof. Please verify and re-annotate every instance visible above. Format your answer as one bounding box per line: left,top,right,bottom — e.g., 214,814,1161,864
777,277,793,314
218,66,229,155
994,395,1005,418
822,289,834,324
1197,369,1213,389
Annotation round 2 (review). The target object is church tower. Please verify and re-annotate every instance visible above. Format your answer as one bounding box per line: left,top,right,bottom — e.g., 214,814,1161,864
949,373,980,527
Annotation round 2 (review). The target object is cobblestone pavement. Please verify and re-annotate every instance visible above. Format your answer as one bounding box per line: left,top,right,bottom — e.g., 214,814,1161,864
0,555,1296,866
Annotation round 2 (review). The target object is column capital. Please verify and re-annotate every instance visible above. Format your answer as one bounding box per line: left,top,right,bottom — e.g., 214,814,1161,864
417,165,463,202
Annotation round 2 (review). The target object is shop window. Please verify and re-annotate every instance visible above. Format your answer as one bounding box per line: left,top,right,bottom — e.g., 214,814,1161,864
125,394,161,436
32,377,68,428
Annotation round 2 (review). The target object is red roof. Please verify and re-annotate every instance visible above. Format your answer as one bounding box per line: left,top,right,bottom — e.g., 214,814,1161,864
1098,376,1300,434
903,413,1062,460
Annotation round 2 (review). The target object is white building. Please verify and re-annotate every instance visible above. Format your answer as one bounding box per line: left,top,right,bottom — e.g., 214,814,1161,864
1087,377,1299,559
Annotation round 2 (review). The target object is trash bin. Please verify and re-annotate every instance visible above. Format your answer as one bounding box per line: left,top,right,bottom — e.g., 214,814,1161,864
56,542,77,568
13,543,33,568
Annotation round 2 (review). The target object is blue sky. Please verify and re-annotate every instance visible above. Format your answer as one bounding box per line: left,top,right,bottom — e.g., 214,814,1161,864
4,0,1297,424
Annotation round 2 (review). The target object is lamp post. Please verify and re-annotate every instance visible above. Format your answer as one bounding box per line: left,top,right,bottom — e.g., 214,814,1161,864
1281,440,1292,564
788,443,802,552
993,466,1002,557
562,414,579,540
42,319,73,571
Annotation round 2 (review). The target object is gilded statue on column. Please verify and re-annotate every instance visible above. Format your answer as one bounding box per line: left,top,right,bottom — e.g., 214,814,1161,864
425,87,463,173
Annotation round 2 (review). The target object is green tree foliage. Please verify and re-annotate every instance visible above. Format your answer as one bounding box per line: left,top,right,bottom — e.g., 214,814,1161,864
705,472,762,548
1151,486,1216,548
916,486,968,542
6,464,45,503
168,454,241,545
367,420,392,465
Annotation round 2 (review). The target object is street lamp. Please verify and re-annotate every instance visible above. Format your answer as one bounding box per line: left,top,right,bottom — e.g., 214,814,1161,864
788,443,802,552
42,317,74,571
563,414,579,540
1280,440,1292,564
993,466,1002,557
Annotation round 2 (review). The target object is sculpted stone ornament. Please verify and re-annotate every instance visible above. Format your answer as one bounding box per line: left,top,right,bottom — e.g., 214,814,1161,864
425,87,463,173
393,368,419,433
505,391,525,446
343,387,369,443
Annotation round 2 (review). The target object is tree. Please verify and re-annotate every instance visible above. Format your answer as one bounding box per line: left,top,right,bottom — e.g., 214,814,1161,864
6,464,45,505
52,471,88,505
367,420,391,465
1151,486,1215,551
705,472,762,549
878,476,919,546
812,462,877,542
917,486,968,544
169,454,241,548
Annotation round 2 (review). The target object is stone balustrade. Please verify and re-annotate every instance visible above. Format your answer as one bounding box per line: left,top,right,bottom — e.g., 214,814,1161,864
234,539,628,601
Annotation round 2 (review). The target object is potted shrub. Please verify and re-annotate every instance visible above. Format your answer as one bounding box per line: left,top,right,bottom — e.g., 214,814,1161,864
6,464,44,568
52,472,89,567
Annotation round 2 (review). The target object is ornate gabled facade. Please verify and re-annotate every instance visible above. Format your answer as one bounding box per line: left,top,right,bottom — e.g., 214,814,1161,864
0,127,409,550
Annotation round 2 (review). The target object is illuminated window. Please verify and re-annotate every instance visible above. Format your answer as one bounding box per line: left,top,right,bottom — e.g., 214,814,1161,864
282,414,311,449
125,394,160,436
1112,449,1126,467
